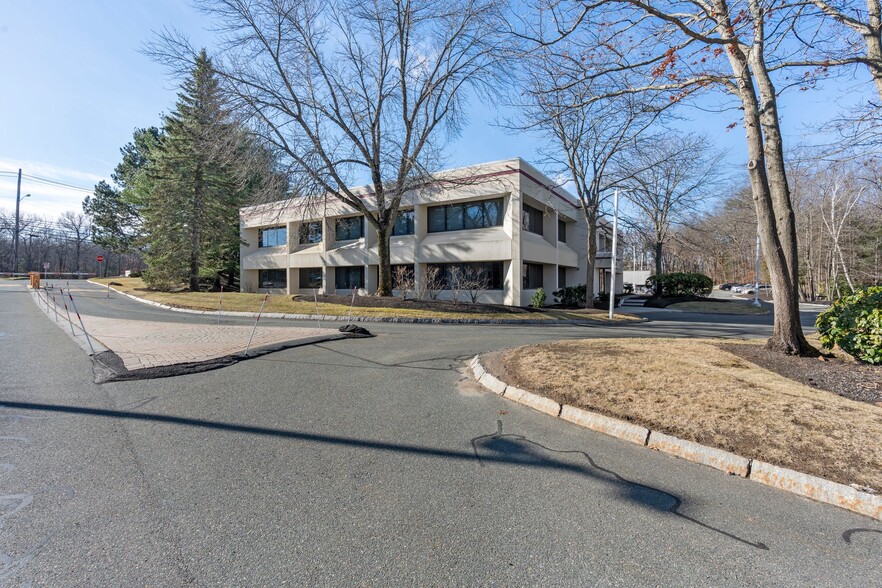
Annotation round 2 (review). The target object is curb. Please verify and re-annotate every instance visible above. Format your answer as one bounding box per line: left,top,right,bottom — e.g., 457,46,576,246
469,354,882,522
88,281,641,326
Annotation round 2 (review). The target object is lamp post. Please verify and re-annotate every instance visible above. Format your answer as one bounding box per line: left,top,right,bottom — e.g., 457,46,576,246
609,189,620,320
12,168,30,275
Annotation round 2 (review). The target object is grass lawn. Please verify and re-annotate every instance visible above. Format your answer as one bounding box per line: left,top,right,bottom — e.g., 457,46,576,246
667,300,769,314
492,337,882,491
92,277,638,322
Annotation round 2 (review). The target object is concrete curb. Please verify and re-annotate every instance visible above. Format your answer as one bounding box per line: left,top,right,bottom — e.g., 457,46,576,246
87,281,643,326
469,354,882,522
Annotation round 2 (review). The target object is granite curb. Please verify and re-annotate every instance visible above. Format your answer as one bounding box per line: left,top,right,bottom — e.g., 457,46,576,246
469,354,882,522
88,281,643,325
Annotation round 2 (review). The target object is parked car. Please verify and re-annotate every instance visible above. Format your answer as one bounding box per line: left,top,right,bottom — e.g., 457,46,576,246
719,283,734,290
732,284,747,293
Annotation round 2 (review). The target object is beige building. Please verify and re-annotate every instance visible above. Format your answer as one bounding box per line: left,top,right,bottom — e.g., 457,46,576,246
239,158,622,306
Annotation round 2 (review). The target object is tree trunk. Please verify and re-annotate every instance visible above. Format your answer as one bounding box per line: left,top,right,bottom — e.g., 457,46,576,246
190,164,203,292
654,240,663,297
376,227,393,297
584,210,597,308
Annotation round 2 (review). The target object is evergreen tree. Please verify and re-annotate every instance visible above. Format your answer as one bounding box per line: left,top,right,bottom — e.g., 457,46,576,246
143,50,249,291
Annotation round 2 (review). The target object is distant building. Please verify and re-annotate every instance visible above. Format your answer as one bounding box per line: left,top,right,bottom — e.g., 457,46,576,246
239,158,623,306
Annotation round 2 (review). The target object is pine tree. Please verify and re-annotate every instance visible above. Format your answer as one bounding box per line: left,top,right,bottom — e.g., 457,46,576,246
143,50,248,291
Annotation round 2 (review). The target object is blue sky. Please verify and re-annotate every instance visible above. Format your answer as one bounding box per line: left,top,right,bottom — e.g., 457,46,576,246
0,1,871,219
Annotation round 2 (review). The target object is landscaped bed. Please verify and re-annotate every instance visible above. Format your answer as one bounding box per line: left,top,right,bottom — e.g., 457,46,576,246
489,337,882,492
92,277,640,322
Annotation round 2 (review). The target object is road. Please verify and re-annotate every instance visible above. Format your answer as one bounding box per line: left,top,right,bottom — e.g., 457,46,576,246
0,280,877,586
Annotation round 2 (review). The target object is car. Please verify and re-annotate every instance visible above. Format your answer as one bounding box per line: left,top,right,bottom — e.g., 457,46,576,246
719,283,734,290
732,284,748,293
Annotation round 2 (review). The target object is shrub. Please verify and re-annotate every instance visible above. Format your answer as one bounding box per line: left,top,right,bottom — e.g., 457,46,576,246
553,284,587,307
531,287,546,308
646,272,713,297
816,286,882,365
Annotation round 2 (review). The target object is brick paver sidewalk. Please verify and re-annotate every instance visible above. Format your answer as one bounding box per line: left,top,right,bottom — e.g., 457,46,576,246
79,315,341,370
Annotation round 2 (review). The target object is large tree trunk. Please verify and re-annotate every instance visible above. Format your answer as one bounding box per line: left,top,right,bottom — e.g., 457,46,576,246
190,165,203,292
376,227,393,297
584,209,597,308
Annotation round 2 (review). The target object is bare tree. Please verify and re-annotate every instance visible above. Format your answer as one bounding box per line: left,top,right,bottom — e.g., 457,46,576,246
521,0,813,354
507,36,665,307
448,265,464,304
392,264,415,300
461,265,490,303
57,211,91,273
150,0,505,296
619,133,726,292
422,265,443,300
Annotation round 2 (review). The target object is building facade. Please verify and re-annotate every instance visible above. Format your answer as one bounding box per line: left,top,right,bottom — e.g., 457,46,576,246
240,158,623,306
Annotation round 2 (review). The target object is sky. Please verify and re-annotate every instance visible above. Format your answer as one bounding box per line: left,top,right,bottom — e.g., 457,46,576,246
0,0,873,220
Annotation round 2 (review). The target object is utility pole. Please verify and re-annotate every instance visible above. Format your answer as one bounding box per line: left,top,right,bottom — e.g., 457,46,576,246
12,169,22,275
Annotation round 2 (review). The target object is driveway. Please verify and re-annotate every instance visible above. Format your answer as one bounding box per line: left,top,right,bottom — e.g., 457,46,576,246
0,280,876,586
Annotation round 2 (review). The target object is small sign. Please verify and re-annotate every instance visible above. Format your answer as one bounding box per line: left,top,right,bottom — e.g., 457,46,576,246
43,262,50,270
96,255,105,262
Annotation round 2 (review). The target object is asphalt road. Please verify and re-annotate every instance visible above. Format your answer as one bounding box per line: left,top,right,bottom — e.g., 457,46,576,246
1,280,878,587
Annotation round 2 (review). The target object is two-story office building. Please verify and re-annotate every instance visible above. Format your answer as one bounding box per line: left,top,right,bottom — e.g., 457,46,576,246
239,158,623,306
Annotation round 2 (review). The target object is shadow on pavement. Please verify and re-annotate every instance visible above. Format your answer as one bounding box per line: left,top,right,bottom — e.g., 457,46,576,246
0,400,768,551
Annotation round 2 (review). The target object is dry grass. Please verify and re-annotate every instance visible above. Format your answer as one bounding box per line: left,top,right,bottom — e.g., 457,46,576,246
500,338,882,491
667,300,769,315
93,277,636,322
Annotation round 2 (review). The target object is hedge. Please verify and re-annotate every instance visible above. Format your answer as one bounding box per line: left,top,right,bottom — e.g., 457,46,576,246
816,286,882,365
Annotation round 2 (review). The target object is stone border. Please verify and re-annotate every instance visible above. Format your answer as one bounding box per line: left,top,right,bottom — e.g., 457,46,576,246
89,281,643,325
468,355,882,522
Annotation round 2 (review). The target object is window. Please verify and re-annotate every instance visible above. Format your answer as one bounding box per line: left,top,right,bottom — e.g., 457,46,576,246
522,203,544,235
335,266,365,289
427,198,504,233
299,267,322,289
391,264,415,289
298,221,323,245
258,269,287,289
558,267,566,288
392,210,415,236
335,216,364,241
558,220,567,243
599,231,613,251
258,226,287,248
523,263,543,289
426,262,504,290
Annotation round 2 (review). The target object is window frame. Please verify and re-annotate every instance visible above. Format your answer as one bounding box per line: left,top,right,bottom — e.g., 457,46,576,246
425,261,505,290
258,268,287,289
334,216,365,241
298,221,323,245
558,219,566,243
392,209,415,236
298,267,323,289
522,203,544,236
335,266,365,289
523,263,544,289
426,198,504,233
258,226,287,248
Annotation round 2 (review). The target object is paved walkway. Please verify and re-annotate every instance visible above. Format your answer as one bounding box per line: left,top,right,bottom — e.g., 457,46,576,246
79,315,340,370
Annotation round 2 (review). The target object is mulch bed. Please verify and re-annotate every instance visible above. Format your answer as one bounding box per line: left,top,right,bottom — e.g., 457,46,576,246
305,294,543,315
720,343,882,405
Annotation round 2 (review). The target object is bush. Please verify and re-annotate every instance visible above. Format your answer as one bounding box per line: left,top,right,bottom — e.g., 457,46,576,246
553,284,587,307
646,272,713,297
816,286,882,365
593,293,628,310
531,287,546,308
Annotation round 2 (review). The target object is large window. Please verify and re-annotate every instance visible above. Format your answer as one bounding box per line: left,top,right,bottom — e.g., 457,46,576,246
558,220,567,243
299,267,323,289
522,203,544,235
258,269,287,289
298,221,323,245
558,267,566,288
335,266,365,289
427,198,503,233
599,231,613,251
523,263,543,289
335,216,364,241
392,209,415,236
259,226,287,248
426,262,504,290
